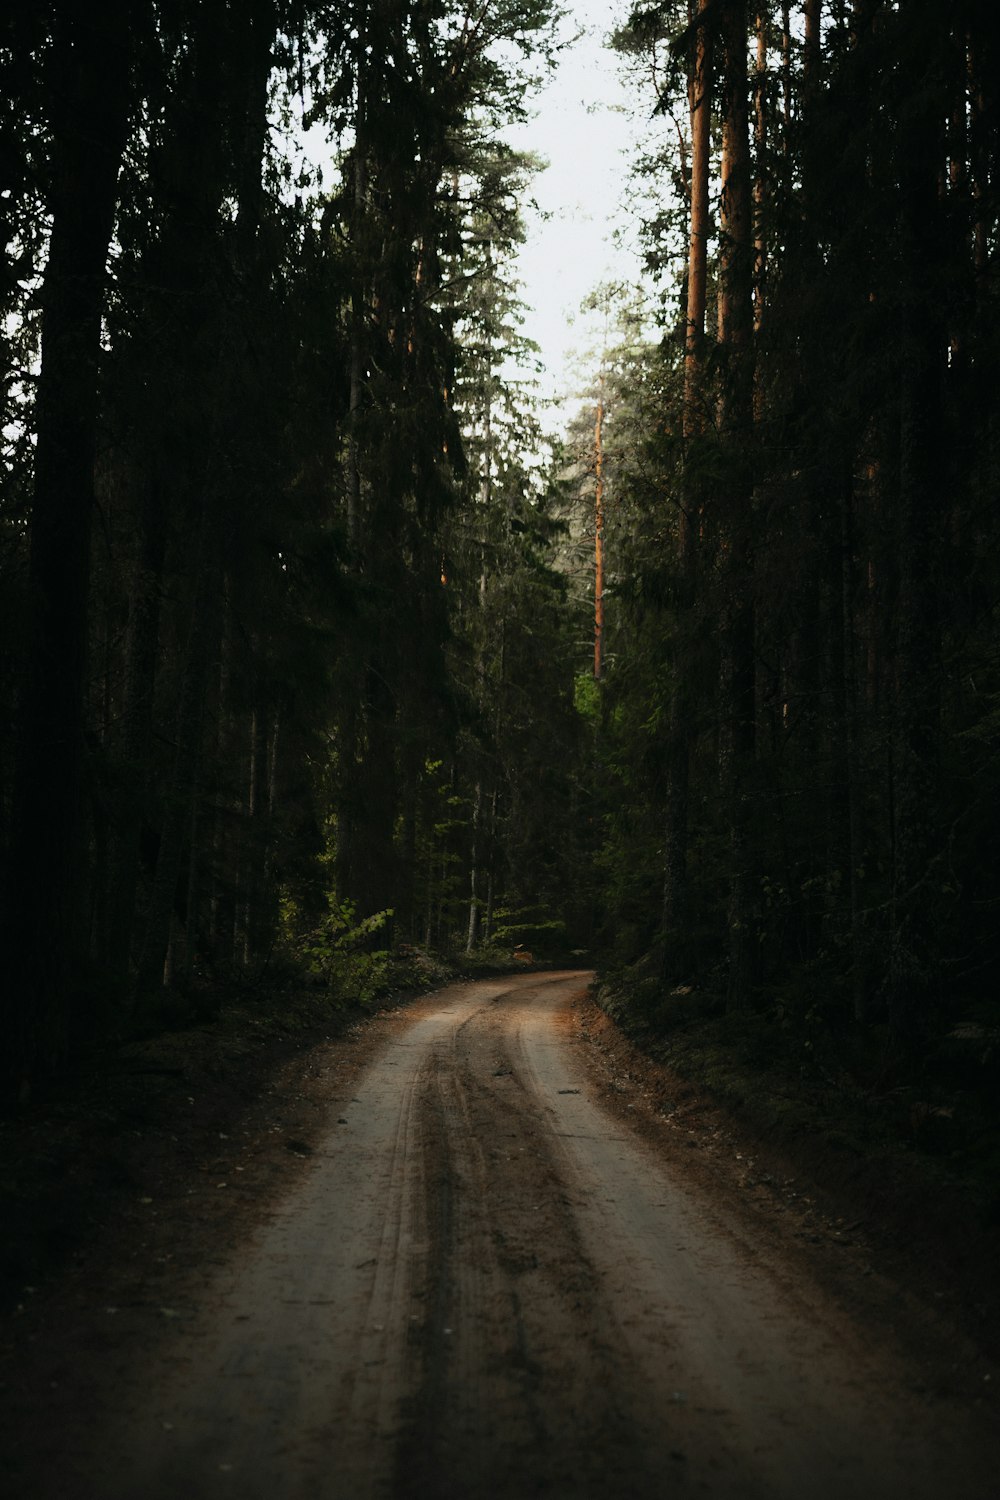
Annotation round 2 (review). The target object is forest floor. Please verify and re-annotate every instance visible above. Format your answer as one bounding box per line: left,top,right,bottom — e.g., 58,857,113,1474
0,971,998,1497
594,976,1000,1366
0,950,508,1312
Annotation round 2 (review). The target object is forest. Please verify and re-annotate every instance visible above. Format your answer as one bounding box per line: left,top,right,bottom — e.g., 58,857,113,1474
2,0,999,1182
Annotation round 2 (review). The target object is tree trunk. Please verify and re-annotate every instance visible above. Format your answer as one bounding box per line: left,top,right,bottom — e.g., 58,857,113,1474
837,476,866,1022
484,785,499,944
663,0,711,948
717,0,756,1012
780,2,792,142
466,779,483,953
803,0,822,84
889,87,944,1042
243,698,272,967
134,508,222,1001
4,5,134,1082
753,8,768,333
683,0,712,468
593,379,605,680
106,472,168,993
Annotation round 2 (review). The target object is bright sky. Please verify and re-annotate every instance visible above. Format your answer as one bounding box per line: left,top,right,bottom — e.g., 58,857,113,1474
505,1,650,412
292,3,658,422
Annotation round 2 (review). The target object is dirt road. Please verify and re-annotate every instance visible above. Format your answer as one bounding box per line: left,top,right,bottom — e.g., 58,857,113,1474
12,973,998,1497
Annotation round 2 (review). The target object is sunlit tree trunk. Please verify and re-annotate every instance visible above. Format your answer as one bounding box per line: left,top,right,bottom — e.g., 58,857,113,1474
803,0,821,83
346,4,371,552
717,0,756,1012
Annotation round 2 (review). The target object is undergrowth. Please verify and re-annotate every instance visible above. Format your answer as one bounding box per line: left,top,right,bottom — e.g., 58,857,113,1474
596,960,1000,1230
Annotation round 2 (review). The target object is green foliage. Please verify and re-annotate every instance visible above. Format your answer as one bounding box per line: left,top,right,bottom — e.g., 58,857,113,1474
458,943,527,974
573,671,601,723
491,904,567,955
299,900,395,1004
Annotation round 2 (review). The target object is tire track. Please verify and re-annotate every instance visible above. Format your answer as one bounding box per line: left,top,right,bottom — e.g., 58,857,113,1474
395,977,658,1499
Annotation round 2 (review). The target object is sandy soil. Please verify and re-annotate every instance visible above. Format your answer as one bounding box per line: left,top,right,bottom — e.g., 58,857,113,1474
2,972,998,1498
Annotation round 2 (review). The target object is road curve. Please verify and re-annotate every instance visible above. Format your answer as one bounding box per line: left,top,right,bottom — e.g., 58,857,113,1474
87,972,991,1499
